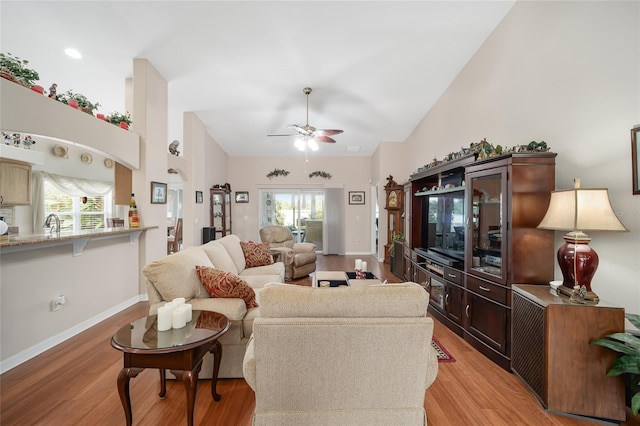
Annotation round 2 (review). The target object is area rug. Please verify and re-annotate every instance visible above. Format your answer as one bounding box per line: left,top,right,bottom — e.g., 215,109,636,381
432,337,456,363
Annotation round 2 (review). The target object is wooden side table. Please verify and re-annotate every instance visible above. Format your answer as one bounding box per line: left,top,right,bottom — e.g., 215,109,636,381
511,284,625,422
111,311,230,426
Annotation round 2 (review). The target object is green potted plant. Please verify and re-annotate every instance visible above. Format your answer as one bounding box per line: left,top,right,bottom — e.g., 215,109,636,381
0,52,40,88
107,111,132,130
58,90,100,114
388,232,405,255
591,313,640,415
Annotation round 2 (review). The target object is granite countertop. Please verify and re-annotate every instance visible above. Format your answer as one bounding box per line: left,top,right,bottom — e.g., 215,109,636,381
0,226,156,250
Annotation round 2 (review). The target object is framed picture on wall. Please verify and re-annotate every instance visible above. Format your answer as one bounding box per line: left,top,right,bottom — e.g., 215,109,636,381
349,191,365,205
632,125,640,195
235,191,249,203
150,181,167,204
195,191,203,204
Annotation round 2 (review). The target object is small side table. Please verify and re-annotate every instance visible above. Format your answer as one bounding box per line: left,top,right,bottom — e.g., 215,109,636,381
511,285,625,422
111,310,230,426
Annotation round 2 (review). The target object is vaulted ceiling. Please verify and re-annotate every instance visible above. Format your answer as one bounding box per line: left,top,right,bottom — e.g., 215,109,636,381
1,1,515,157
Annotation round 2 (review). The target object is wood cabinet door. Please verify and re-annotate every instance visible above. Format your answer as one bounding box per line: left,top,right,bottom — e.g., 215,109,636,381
465,292,509,355
403,251,413,282
391,241,404,278
0,160,31,205
414,264,428,289
445,283,465,326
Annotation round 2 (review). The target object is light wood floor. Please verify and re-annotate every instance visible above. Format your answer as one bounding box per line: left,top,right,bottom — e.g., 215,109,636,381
1,254,636,425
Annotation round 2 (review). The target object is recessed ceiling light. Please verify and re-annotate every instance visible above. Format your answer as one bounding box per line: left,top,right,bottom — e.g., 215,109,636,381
346,146,361,152
64,48,82,59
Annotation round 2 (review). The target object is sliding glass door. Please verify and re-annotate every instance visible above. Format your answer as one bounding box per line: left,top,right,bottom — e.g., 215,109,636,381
259,189,324,250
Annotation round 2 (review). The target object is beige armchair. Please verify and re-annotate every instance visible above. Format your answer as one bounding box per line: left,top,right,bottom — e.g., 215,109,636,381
259,225,317,280
243,282,438,425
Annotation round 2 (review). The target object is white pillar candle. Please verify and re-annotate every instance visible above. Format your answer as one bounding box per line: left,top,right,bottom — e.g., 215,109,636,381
172,297,185,306
362,261,367,272
172,307,187,329
164,301,177,312
180,304,193,322
157,306,172,332
355,259,362,270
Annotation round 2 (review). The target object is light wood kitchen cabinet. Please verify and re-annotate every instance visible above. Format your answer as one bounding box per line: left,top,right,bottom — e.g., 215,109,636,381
0,159,31,205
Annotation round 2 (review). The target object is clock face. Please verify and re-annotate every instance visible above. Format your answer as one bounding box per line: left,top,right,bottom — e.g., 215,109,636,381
388,191,398,208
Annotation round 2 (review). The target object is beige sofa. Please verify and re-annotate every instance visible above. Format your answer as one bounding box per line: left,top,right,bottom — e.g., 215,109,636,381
243,282,439,425
143,234,284,378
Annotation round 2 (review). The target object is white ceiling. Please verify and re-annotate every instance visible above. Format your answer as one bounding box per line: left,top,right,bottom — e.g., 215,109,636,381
1,1,515,157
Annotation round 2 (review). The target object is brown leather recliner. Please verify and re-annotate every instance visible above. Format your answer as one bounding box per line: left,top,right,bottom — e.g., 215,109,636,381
259,225,317,280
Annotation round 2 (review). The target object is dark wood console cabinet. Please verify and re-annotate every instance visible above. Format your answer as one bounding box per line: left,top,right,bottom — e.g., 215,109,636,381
390,240,404,276
408,152,557,370
512,285,625,422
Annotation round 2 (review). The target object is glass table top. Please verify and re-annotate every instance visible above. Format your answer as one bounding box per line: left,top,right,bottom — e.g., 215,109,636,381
111,310,229,353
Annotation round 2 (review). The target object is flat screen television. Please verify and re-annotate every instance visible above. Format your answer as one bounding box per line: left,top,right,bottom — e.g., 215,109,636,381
422,189,465,265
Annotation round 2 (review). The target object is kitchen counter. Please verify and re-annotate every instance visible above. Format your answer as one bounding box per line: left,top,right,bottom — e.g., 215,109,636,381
0,226,156,256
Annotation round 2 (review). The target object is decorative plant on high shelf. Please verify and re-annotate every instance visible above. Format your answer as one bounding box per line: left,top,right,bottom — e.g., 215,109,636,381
58,90,101,114
309,171,332,179
266,169,290,179
591,313,640,415
107,111,132,130
0,52,40,88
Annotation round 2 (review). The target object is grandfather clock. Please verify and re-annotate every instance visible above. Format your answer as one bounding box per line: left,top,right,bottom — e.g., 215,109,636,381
383,175,404,264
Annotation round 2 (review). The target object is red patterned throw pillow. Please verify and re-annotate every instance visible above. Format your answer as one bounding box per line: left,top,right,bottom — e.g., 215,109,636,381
240,241,274,268
195,265,258,309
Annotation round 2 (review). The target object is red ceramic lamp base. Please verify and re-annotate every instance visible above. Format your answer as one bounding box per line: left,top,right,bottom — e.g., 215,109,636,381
556,234,600,301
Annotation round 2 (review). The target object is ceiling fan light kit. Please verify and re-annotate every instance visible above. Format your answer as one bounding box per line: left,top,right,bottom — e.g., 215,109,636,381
268,87,343,150
295,136,319,152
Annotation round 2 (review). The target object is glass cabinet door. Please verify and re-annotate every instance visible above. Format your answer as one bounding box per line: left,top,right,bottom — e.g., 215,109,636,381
210,189,231,238
466,167,507,284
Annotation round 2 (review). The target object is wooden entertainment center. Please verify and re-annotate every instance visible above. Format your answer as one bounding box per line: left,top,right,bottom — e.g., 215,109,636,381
391,147,626,421
397,151,557,370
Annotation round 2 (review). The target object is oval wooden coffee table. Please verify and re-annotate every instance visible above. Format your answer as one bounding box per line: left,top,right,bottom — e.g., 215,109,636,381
111,310,230,426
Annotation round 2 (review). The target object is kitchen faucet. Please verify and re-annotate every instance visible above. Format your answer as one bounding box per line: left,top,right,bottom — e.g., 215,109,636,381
44,214,60,236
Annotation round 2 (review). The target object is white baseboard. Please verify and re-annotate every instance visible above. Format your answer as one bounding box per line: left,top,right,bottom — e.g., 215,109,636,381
0,295,144,374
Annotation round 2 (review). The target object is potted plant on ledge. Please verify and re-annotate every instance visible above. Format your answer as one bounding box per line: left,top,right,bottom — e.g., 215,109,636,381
58,90,100,115
0,52,40,88
107,111,132,130
591,313,640,416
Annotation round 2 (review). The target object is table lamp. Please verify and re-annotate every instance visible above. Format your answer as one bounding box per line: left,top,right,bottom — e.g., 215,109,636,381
537,178,628,301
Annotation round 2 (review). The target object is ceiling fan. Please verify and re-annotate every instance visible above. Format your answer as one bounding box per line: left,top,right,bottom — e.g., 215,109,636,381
268,87,343,150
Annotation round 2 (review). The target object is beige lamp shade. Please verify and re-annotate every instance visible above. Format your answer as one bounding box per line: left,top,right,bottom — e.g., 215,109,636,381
537,186,628,233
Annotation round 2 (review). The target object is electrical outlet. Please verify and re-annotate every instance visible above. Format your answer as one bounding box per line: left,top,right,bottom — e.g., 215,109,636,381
50,295,66,312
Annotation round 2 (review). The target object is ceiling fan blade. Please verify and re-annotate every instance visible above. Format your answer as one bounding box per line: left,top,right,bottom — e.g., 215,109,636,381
316,135,337,143
267,134,297,137
313,129,343,137
292,124,311,135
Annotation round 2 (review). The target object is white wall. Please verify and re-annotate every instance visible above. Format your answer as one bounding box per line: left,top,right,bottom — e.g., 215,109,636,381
132,59,169,294
227,155,372,253
403,1,640,313
0,236,140,371
373,142,413,260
